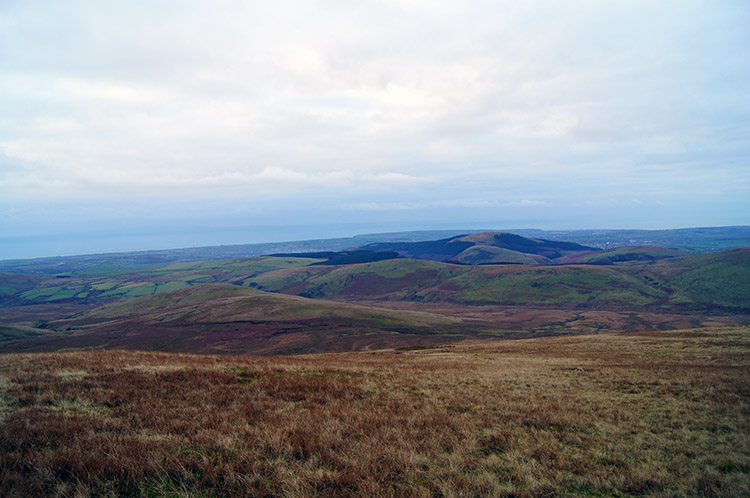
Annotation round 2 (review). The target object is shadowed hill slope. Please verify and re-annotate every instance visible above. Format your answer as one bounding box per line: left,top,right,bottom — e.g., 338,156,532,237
360,232,596,265
0,284,488,355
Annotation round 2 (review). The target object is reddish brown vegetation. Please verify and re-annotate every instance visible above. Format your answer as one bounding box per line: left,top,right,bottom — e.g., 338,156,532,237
3,283,748,356
1,326,748,497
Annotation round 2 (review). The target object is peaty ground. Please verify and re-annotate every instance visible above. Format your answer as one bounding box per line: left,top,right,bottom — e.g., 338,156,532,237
1,326,748,497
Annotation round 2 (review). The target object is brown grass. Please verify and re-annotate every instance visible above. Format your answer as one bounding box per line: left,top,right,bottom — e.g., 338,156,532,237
1,326,749,497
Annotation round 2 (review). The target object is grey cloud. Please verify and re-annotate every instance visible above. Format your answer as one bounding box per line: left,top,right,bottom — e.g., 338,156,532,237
0,0,748,245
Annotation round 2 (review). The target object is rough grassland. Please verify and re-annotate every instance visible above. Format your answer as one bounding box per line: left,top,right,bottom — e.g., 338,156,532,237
1,326,748,497
248,260,671,308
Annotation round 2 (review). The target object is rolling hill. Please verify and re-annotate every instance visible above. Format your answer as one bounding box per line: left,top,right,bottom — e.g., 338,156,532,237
3,226,747,275
0,256,323,308
0,284,490,355
634,248,750,309
1,232,748,355
246,248,750,312
359,232,596,265
555,245,688,264
246,259,666,308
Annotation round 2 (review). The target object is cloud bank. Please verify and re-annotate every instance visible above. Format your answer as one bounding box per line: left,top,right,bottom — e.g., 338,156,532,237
1,0,748,256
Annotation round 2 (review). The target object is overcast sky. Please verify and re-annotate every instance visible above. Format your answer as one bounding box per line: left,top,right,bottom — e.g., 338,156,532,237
1,0,749,258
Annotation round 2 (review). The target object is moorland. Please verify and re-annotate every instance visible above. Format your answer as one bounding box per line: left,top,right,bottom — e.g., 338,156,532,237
1,326,748,496
0,228,749,496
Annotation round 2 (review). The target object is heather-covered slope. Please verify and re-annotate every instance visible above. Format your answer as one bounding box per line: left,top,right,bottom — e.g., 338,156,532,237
0,284,480,355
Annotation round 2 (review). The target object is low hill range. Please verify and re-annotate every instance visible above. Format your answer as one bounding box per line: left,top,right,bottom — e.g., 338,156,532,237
3,225,749,276
246,248,750,312
357,232,591,264
1,229,749,355
273,231,689,266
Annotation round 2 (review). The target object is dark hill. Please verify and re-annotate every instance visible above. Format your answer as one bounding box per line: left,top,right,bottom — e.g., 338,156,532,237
360,232,596,265
270,250,400,265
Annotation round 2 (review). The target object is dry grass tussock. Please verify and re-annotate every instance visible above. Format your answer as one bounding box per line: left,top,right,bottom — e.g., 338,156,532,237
1,326,748,497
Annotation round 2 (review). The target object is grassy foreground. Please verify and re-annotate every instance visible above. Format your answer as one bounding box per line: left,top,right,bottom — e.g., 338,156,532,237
1,327,748,497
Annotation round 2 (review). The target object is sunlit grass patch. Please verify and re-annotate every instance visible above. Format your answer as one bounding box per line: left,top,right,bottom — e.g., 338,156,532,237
53,369,88,380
